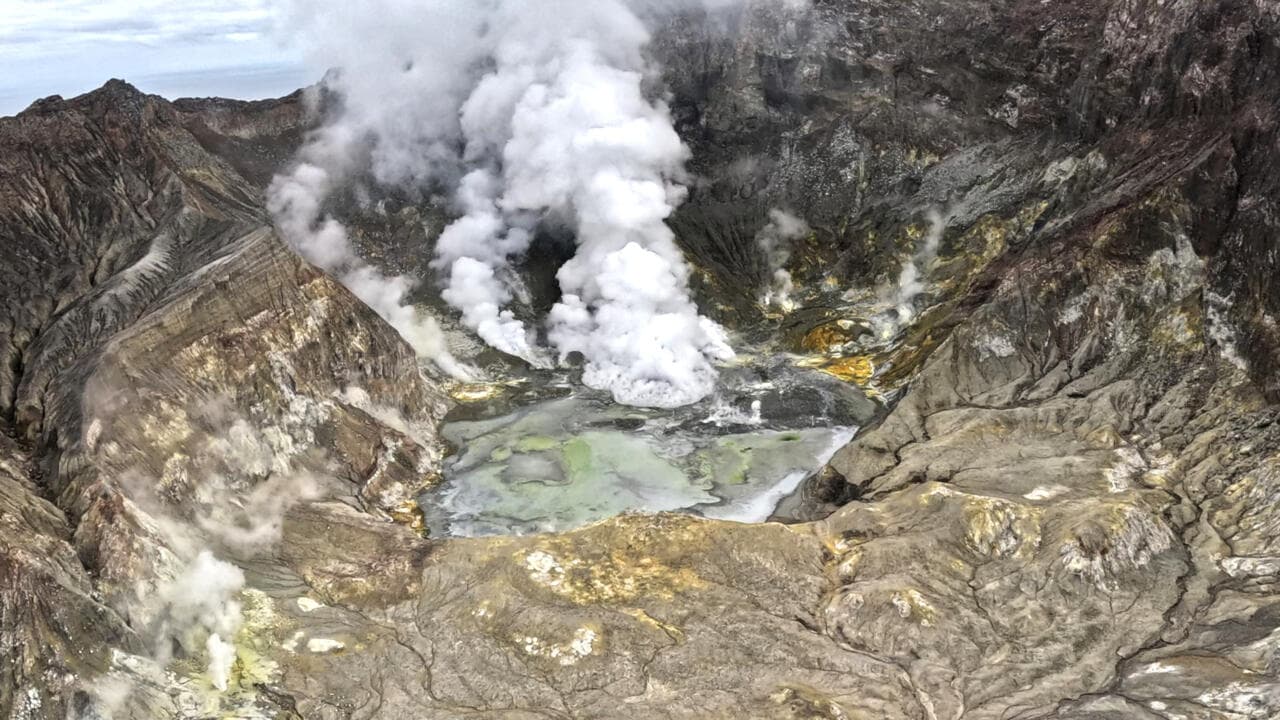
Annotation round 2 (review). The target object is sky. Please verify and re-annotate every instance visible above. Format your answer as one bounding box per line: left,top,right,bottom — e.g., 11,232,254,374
0,0,313,116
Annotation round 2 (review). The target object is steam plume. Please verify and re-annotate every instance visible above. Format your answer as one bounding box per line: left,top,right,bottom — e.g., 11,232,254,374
271,0,813,407
756,209,811,313
871,208,947,340
269,161,472,379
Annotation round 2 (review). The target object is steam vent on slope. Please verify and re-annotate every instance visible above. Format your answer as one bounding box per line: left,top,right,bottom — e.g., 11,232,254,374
4,0,1280,718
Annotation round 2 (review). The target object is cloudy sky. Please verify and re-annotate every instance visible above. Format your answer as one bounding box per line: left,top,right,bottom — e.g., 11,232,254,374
0,0,313,115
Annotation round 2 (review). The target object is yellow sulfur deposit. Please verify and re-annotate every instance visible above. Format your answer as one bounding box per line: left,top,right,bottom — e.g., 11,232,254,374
820,356,875,385
390,499,427,534
801,322,861,353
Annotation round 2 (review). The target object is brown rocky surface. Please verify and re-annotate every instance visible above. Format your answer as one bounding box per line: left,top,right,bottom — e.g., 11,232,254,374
0,79,446,719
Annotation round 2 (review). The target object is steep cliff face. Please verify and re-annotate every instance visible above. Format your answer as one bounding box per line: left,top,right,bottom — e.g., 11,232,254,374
662,0,1280,372
2,0,1279,718
0,82,447,719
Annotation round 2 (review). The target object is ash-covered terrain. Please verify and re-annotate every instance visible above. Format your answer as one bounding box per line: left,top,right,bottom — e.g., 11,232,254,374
3,0,1280,718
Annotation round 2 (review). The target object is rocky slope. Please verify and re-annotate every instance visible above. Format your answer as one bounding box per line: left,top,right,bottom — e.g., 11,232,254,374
0,81,448,719
2,0,1280,718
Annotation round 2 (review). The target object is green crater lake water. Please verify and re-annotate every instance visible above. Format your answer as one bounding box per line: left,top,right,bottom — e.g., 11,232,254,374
426,396,854,537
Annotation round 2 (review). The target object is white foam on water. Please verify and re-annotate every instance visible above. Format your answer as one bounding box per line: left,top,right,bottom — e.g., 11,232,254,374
699,426,855,523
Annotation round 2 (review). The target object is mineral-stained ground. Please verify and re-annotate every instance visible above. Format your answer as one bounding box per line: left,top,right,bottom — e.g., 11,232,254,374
3,1,1280,718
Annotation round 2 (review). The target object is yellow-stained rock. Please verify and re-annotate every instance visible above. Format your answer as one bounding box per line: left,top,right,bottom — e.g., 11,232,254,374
820,356,875,385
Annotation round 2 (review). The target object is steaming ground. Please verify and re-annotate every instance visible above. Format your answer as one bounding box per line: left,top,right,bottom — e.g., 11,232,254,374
269,0,812,408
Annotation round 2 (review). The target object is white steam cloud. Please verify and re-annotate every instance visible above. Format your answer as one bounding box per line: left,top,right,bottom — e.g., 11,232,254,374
269,157,472,380
270,0,808,407
756,209,811,313
103,403,328,704
872,208,948,340
154,551,245,692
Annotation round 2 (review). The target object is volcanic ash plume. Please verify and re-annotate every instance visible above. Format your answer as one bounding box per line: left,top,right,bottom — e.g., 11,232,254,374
271,0,783,407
